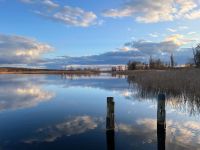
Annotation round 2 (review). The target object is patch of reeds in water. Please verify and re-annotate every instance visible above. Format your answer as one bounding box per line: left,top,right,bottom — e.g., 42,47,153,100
127,69,200,115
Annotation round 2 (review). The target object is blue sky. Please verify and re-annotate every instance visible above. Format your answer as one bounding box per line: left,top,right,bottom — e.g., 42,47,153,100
0,0,200,67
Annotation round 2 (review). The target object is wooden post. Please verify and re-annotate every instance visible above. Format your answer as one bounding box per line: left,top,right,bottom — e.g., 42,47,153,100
106,97,115,130
157,94,166,124
157,93,166,150
106,97,115,150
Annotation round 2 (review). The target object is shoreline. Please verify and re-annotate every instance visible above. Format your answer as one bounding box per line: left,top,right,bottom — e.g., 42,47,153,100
0,67,197,75
0,67,101,75
0,71,101,75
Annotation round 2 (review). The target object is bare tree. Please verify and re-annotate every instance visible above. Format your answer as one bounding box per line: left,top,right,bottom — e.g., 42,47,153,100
127,60,138,70
193,44,200,67
149,56,166,69
170,53,174,68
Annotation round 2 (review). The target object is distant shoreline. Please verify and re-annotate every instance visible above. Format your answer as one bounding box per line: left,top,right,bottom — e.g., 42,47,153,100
0,67,101,75
0,67,197,75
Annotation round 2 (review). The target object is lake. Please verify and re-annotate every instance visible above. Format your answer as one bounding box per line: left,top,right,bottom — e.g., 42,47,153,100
0,74,199,150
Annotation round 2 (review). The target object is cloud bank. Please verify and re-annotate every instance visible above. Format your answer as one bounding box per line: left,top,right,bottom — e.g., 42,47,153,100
0,33,194,68
45,35,193,68
103,0,200,23
0,33,53,65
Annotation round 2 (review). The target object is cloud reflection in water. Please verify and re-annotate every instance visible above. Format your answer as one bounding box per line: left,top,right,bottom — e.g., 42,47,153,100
24,116,102,143
118,118,200,149
0,75,54,111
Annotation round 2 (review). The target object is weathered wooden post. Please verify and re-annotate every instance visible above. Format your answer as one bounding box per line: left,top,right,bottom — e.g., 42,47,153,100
106,97,115,130
106,97,115,150
157,93,166,150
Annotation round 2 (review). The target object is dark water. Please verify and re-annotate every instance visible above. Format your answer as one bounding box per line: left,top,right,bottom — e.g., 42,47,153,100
0,74,199,150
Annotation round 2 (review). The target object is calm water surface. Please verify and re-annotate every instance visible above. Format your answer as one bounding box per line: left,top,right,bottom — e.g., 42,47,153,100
0,74,199,150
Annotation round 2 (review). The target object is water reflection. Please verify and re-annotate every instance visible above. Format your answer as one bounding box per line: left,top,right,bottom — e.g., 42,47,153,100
24,116,102,143
0,74,199,149
58,74,200,116
0,75,54,111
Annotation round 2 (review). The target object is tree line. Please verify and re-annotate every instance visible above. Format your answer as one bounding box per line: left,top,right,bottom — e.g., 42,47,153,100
127,44,200,70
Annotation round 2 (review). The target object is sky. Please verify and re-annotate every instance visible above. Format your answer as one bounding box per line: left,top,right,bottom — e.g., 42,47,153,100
0,0,200,68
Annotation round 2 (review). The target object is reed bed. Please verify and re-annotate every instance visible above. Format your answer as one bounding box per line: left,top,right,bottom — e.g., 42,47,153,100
127,69,200,115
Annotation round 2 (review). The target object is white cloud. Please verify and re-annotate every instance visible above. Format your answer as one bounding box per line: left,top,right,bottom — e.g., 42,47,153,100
125,40,179,55
103,0,200,23
42,0,59,8
185,9,200,19
178,26,189,30
0,34,53,64
164,34,189,46
117,46,138,51
102,8,134,18
167,26,188,33
52,6,97,27
149,33,159,38
175,0,197,16
124,34,194,55
188,31,196,35
21,0,59,8
20,0,97,27
103,0,175,23
167,28,177,32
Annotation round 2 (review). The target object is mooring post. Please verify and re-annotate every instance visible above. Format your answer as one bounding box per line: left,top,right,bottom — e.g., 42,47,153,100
106,97,115,130
157,93,166,124
106,97,115,150
157,93,166,150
